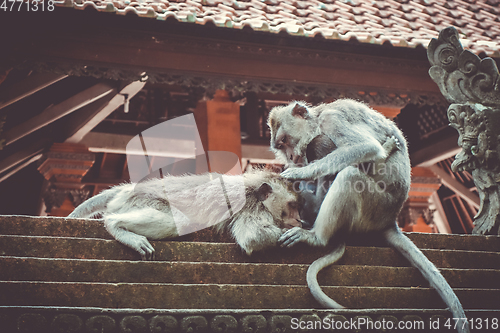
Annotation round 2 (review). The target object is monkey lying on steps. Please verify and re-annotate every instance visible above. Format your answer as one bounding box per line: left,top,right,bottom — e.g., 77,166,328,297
69,170,304,259
269,99,469,333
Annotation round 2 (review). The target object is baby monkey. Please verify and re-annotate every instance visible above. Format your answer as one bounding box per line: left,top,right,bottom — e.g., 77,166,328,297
69,170,303,259
269,99,469,333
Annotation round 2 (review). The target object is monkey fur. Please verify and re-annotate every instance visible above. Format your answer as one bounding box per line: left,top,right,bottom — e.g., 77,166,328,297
268,99,469,333
69,170,303,259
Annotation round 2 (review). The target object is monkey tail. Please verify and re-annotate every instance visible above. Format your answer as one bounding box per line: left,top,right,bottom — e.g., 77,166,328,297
67,188,117,219
306,243,346,309
384,225,470,333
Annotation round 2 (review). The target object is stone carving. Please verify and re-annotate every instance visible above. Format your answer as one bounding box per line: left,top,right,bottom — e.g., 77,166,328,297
43,188,91,213
2,309,491,333
86,315,116,332
427,26,500,235
51,314,83,333
398,205,435,230
180,315,208,332
210,315,238,333
239,315,267,333
17,313,48,332
149,315,178,333
120,316,148,332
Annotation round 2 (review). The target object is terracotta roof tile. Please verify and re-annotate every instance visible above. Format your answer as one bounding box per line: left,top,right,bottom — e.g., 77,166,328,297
55,0,500,57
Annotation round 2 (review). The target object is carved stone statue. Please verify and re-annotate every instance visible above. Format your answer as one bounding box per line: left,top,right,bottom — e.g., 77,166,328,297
427,27,500,235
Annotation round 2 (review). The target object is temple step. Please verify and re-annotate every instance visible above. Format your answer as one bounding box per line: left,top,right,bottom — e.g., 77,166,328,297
1,256,499,289
0,281,499,310
2,235,500,269
1,215,500,251
1,215,499,332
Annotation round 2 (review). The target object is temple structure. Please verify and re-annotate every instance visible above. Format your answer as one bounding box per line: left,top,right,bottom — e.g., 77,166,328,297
1,2,500,230
1,2,500,332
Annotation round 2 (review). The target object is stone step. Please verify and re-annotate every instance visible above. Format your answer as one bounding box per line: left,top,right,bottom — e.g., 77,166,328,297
0,281,498,310
2,235,499,269
2,215,500,251
2,307,499,333
1,256,498,289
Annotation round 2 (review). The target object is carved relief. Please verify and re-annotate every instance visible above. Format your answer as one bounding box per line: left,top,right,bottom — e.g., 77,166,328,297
22,60,445,108
428,27,500,235
1,309,487,333
37,143,95,216
428,27,500,106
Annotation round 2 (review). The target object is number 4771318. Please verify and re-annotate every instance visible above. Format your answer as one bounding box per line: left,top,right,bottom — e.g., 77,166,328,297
0,0,55,11
445,318,499,331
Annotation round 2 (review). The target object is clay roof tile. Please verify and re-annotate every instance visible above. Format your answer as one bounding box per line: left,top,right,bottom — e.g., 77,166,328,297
373,1,389,10
56,0,500,57
378,10,391,19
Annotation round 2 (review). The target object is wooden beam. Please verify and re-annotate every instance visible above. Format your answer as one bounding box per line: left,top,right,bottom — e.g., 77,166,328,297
0,139,50,175
430,192,452,234
0,153,42,183
2,83,115,147
30,32,439,96
80,132,134,155
0,72,68,110
413,133,461,167
63,91,118,142
81,132,198,159
65,81,146,143
82,132,280,168
429,164,480,209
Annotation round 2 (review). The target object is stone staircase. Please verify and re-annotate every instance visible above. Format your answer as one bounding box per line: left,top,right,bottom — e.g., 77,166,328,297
0,215,499,332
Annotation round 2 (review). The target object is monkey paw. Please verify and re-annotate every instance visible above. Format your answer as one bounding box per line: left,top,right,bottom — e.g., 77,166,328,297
130,235,156,261
279,227,309,248
281,166,318,180
387,135,400,150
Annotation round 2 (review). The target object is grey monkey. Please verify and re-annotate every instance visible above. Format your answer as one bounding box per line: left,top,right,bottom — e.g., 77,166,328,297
301,133,398,224
69,170,303,259
268,99,469,333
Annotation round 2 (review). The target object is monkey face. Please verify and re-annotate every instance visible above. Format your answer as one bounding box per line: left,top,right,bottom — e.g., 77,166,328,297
280,201,306,229
268,102,318,166
260,179,304,229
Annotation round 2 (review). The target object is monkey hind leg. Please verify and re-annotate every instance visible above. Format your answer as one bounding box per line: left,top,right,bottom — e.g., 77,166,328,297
306,244,346,309
106,223,155,261
104,208,178,260
384,226,469,333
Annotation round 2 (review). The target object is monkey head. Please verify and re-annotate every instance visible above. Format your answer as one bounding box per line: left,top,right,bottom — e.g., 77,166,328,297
232,173,306,255
256,178,304,230
268,101,319,166
306,134,337,162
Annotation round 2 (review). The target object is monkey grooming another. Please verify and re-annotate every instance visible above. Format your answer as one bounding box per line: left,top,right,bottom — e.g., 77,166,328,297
69,170,303,259
269,99,469,333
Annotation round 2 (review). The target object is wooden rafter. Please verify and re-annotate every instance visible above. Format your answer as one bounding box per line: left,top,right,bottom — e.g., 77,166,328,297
429,165,480,209
430,192,451,234
65,81,146,143
0,139,51,175
413,134,461,167
0,72,68,111
1,83,115,147
0,153,43,183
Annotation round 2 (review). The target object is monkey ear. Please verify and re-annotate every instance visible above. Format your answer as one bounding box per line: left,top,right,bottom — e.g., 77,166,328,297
292,103,309,118
256,183,273,201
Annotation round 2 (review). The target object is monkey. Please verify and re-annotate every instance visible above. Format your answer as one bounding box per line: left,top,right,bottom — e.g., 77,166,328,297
268,99,469,333
68,170,303,260
295,135,337,224
300,133,398,224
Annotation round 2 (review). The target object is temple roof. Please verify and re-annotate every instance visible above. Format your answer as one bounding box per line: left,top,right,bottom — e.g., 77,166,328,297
55,0,500,57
